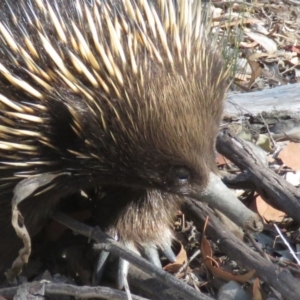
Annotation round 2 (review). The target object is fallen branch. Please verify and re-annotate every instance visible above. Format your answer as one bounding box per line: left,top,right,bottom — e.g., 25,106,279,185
225,82,300,116
182,199,300,300
52,211,213,300
200,173,262,232
216,129,300,222
0,282,149,300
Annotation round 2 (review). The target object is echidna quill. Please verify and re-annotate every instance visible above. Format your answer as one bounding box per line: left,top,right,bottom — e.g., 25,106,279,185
0,0,259,286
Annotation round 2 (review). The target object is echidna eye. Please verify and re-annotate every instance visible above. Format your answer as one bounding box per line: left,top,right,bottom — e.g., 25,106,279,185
174,167,190,184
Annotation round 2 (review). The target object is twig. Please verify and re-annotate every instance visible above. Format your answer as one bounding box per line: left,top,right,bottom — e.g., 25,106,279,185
52,211,213,300
0,283,149,300
274,224,300,266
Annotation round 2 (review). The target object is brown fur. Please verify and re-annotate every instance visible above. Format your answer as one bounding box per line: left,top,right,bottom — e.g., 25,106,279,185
93,187,182,248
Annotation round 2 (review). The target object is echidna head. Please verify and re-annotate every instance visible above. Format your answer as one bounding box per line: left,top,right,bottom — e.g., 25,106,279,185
75,52,228,196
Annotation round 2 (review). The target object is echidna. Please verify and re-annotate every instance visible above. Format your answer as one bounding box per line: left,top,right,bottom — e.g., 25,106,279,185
0,0,230,284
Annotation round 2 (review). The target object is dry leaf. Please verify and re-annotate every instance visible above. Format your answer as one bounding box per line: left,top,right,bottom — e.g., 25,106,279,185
245,31,277,53
250,194,285,222
201,237,255,283
256,134,273,152
216,153,229,166
164,242,188,273
278,142,300,170
246,53,262,87
253,278,263,300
